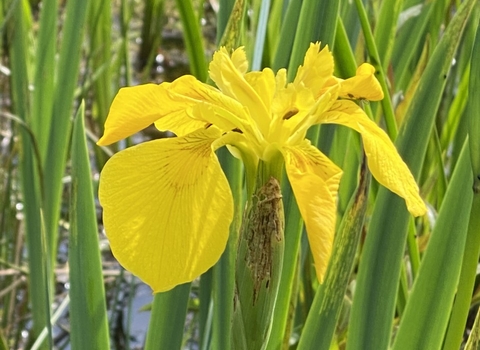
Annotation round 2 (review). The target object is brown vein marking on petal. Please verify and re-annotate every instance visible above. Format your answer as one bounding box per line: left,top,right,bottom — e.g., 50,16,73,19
205,123,213,129
347,93,367,101
222,127,243,136
282,108,299,120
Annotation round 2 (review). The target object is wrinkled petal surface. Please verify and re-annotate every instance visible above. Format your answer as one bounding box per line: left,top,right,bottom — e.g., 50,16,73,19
293,42,334,98
209,47,270,133
99,128,233,292
320,100,426,216
283,141,343,282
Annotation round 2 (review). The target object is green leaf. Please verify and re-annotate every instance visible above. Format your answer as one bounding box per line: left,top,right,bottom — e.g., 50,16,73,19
31,0,57,162
43,0,91,268
347,1,477,349
374,0,404,70
210,148,244,350
175,0,207,82
8,1,50,347
144,283,191,350
443,14,480,349
69,101,110,350
392,141,472,350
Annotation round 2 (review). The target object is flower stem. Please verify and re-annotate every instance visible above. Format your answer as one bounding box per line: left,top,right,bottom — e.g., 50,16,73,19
231,160,285,349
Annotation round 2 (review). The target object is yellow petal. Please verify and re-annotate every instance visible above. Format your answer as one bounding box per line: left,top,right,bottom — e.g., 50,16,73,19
99,127,233,292
209,47,270,133
337,63,384,101
97,84,198,145
244,68,276,114
159,75,258,136
283,141,343,283
320,100,426,216
293,42,334,98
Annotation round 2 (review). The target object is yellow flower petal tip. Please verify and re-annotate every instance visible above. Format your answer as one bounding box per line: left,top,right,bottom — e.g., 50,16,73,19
98,42,422,289
337,63,384,101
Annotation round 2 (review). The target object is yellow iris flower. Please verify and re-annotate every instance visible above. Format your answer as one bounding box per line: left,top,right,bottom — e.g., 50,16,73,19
98,42,426,293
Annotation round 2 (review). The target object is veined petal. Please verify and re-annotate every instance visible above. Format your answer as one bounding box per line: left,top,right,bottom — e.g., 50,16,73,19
337,63,384,101
244,68,276,113
284,84,339,145
156,75,253,134
270,84,315,143
209,47,270,133
283,141,343,283
98,127,233,293
98,84,204,145
321,100,426,216
293,42,334,98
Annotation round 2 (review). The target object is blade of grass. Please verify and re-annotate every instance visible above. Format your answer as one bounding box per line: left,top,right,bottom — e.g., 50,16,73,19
218,0,246,49
393,0,449,92
42,0,90,267
69,102,110,350
175,0,207,82
374,0,404,70
8,1,50,348
144,283,191,350
354,0,397,140
30,293,70,350
251,0,270,70
465,306,480,350
347,1,477,349
443,15,480,349
216,0,236,43
137,0,164,79
30,0,57,163
87,0,112,132
271,0,302,71
392,140,472,350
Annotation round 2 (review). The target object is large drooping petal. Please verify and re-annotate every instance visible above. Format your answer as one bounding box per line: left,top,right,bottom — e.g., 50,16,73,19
99,127,233,292
292,42,334,98
282,141,343,282
320,100,426,216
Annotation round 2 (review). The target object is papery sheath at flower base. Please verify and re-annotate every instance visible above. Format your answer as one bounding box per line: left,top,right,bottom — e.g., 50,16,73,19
97,42,427,294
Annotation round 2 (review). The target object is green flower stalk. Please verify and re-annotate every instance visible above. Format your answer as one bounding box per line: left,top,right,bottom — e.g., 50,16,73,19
232,161,285,349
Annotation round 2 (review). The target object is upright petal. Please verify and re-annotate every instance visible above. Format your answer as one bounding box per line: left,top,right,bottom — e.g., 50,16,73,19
283,141,343,283
320,100,426,216
99,127,233,292
209,47,270,133
244,68,276,115
98,83,206,145
292,42,334,98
